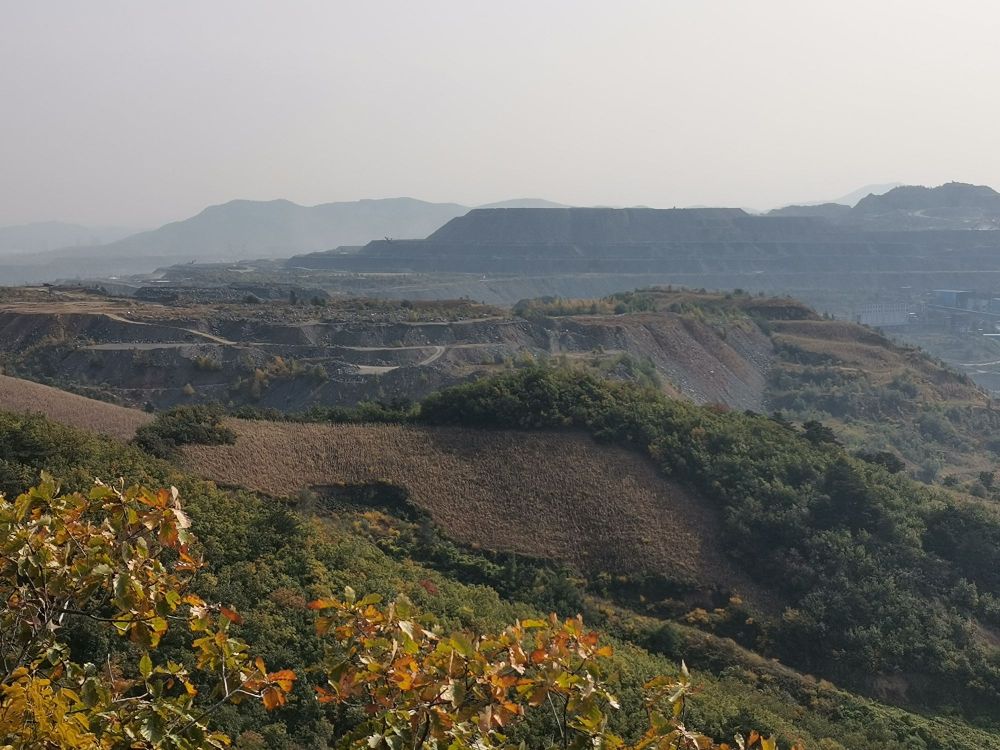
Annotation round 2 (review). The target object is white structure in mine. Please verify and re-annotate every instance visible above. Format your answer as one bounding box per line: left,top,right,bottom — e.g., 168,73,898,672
855,302,911,327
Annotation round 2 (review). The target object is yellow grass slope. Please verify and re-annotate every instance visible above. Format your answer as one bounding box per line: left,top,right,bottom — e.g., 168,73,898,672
184,419,768,603
0,374,152,440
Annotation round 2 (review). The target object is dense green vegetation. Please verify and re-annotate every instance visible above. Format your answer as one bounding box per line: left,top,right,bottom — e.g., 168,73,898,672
1,470,759,750
417,367,1000,716
765,349,998,481
233,398,417,425
1,476,296,749
512,290,659,318
507,287,1000,487
134,403,237,458
5,408,1000,747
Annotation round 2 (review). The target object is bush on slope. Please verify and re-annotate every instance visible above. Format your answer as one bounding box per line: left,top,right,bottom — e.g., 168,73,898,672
418,366,1000,713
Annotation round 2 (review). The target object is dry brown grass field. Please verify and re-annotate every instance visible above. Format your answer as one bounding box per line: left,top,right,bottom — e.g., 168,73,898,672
183,419,768,603
0,367,768,603
772,332,902,372
770,318,986,401
0,374,152,440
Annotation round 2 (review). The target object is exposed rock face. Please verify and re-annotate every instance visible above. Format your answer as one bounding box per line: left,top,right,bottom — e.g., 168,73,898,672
0,303,774,412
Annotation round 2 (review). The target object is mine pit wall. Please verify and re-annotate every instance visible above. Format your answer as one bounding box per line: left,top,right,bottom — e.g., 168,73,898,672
549,316,774,411
0,305,776,413
0,311,203,351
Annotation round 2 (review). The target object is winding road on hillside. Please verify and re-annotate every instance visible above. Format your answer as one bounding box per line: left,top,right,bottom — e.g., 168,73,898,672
354,345,447,374
86,312,462,373
100,311,238,345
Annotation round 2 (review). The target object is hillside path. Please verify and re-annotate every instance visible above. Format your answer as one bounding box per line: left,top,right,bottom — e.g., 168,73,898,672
100,311,236,345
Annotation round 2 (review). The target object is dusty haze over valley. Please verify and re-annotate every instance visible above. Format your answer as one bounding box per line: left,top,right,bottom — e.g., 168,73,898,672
9,4,1000,750
4,2,1000,228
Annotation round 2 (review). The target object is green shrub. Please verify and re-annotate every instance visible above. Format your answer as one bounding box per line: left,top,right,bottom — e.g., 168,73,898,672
417,365,1000,713
134,403,236,458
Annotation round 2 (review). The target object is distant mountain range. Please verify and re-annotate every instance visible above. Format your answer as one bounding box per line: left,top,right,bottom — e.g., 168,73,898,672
0,197,573,282
807,182,903,208
5,184,1000,285
0,221,139,257
51,197,471,260
770,182,1000,229
833,182,904,206
478,198,567,209
289,185,1000,297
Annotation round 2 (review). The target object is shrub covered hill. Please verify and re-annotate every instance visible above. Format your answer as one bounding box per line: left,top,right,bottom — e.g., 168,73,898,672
9,351,1000,745
508,288,999,486
3,285,997,485
175,365,1000,727
0,416,985,750
9,291,1000,746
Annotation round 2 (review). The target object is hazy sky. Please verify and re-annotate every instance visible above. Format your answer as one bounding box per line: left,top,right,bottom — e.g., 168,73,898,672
3,1,1000,227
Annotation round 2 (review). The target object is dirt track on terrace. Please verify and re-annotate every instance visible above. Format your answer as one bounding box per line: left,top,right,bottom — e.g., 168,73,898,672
183,419,771,605
0,374,152,440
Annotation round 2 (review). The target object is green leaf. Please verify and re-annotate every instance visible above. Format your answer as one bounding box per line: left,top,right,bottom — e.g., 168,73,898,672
394,595,414,619
81,678,100,708
139,714,164,744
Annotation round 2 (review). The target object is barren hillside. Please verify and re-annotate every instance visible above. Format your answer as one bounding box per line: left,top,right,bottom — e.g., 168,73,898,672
0,374,152,440
182,419,770,606
0,365,769,606
0,291,775,411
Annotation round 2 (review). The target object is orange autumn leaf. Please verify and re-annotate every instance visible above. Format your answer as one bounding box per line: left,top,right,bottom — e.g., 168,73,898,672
268,670,297,692
261,686,286,710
